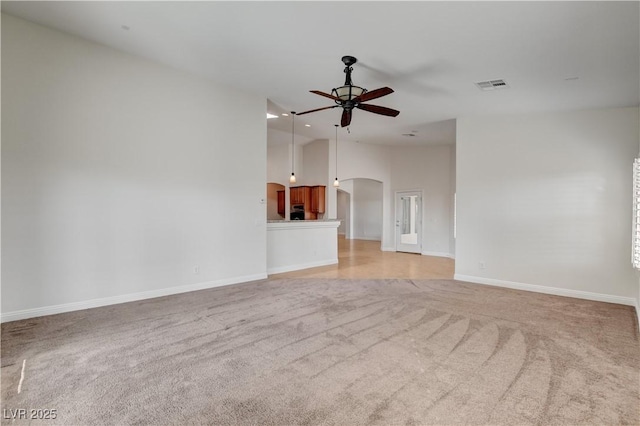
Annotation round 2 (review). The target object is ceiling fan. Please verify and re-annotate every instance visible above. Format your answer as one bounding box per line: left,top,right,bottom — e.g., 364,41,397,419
297,55,400,127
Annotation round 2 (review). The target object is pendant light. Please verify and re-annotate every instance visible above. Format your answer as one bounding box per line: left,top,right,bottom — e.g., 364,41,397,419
290,111,297,184
333,124,340,187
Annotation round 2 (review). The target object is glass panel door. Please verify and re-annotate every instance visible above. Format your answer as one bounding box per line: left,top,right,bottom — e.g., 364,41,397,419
396,191,422,253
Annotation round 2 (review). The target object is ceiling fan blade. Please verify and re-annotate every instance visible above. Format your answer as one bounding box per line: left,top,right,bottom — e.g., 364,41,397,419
297,105,339,116
310,90,340,101
356,87,394,103
341,109,352,127
356,103,400,117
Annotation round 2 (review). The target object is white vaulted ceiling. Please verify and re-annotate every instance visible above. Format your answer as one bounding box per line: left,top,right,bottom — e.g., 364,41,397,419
2,1,638,146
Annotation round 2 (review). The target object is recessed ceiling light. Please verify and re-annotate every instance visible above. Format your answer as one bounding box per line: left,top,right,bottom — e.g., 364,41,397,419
305,124,311,127
266,113,278,119
281,113,289,117
402,133,416,137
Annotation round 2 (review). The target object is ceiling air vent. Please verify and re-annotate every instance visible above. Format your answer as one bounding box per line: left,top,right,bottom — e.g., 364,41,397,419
475,79,509,91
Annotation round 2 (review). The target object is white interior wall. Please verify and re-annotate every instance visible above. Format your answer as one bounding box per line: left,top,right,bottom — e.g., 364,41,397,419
338,179,355,239
337,190,350,235
316,138,455,250
328,134,338,219
456,107,639,305
266,135,292,186
266,128,305,219
352,179,383,241
266,130,305,175
390,145,454,257
637,107,640,317
267,221,339,274
450,143,457,256
301,140,329,186
1,14,267,321
300,139,330,219
339,140,392,248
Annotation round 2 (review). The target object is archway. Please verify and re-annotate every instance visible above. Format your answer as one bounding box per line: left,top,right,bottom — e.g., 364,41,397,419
266,182,285,220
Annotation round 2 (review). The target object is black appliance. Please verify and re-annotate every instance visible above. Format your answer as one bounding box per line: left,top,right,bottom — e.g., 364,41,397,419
290,211,305,220
290,204,305,220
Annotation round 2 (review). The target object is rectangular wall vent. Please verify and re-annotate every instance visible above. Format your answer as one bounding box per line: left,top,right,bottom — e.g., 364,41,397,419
475,79,509,91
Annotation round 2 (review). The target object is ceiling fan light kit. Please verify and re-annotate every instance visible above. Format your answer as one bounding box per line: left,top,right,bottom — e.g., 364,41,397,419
334,85,365,101
297,55,400,127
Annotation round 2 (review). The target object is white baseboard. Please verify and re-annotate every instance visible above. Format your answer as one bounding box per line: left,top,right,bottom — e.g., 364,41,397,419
454,274,637,306
422,251,455,259
380,248,456,259
353,236,382,241
267,259,338,275
1,273,268,323
636,299,640,332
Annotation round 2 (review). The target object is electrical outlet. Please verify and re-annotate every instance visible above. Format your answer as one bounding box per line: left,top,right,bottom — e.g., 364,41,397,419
194,265,200,274
479,261,486,270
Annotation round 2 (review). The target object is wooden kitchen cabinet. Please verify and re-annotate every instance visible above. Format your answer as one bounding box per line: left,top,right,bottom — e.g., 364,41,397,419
290,186,310,205
311,185,326,214
290,185,326,219
303,186,311,206
290,187,300,204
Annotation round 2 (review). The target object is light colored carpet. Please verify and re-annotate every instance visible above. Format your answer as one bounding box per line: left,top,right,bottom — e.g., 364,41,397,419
1,278,639,425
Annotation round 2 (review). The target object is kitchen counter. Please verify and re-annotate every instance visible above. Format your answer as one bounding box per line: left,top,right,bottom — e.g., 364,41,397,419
267,219,340,227
267,220,340,274
267,219,339,222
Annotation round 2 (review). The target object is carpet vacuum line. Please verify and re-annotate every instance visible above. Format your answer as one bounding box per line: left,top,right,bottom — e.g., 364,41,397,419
17,359,26,394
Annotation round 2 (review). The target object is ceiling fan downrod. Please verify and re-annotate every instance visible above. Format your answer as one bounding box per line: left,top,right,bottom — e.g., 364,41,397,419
341,55,358,86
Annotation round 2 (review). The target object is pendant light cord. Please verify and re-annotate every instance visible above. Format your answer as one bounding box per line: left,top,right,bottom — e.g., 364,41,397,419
289,111,297,184
334,124,340,187
335,124,338,179
291,112,295,174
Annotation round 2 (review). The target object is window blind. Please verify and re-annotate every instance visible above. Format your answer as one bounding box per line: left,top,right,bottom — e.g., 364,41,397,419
633,159,640,269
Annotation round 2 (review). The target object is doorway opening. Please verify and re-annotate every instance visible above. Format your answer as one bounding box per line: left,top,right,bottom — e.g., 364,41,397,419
266,182,285,220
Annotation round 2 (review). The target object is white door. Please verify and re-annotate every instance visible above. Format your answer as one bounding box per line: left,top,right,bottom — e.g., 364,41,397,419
395,191,422,254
